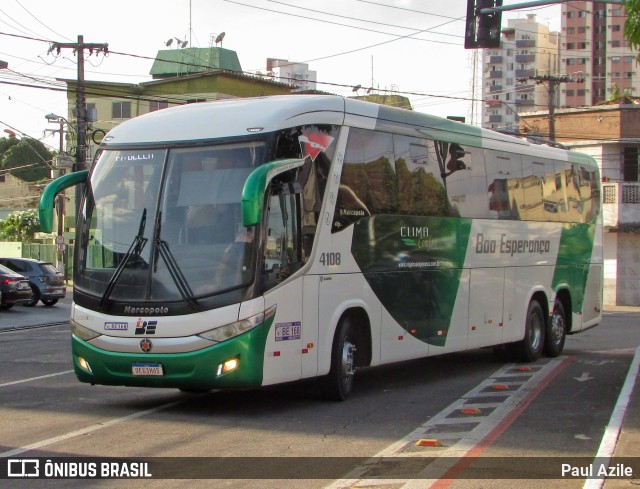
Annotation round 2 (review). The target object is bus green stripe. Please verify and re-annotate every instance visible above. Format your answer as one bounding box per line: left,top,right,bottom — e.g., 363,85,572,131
551,221,597,312
350,215,472,346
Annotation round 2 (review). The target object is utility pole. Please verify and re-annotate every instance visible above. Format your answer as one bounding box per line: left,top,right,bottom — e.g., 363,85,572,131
48,36,108,172
517,74,582,141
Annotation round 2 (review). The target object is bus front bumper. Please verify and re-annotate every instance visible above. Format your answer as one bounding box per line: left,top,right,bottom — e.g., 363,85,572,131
72,326,270,390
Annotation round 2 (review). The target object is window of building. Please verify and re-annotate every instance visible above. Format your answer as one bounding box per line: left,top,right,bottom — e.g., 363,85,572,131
567,43,575,50
567,27,575,34
566,89,575,97
86,103,97,122
612,56,621,63
624,56,635,63
111,101,131,119
612,25,621,32
567,11,576,18
566,58,576,65
578,89,586,96
611,40,621,48
623,147,639,182
624,72,634,79
579,11,587,17
149,100,169,112
612,72,621,78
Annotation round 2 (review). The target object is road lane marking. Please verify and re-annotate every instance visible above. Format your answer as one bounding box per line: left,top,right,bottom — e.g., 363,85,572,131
583,345,640,489
0,396,203,458
325,356,572,488
0,370,74,388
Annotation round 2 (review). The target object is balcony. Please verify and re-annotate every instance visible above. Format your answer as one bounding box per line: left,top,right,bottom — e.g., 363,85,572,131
489,55,503,63
515,54,536,63
516,39,536,48
488,70,503,78
488,114,502,123
515,69,534,78
515,99,535,106
603,182,640,227
489,85,503,93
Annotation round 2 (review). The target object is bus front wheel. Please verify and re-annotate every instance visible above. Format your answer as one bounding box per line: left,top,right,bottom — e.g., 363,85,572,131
321,317,357,401
512,299,545,363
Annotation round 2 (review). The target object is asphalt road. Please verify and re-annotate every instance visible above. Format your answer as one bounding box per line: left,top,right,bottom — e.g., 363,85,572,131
1,299,639,489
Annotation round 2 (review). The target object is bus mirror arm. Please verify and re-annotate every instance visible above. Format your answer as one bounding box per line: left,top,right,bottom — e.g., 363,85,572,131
38,170,89,233
241,158,307,227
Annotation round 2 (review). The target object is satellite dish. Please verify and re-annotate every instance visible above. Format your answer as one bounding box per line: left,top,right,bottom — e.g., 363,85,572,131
180,40,188,48
352,84,361,92
215,32,225,46
165,38,173,47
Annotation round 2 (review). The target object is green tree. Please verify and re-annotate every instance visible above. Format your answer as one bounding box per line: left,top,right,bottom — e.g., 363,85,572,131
0,134,19,156
625,0,640,60
0,137,53,182
0,209,40,242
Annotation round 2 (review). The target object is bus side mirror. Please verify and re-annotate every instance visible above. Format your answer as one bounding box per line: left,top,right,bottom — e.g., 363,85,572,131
241,158,307,227
38,170,89,233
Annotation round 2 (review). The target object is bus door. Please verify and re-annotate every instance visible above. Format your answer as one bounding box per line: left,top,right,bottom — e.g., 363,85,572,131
261,182,317,385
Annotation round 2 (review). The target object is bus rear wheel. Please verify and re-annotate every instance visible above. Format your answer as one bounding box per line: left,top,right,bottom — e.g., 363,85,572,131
321,317,357,401
544,300,566,357
512,299,545,362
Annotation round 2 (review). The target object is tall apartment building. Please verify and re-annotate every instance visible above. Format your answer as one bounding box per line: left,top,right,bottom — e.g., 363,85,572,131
266,58,317,92
561,1,634,107
482,15,560,133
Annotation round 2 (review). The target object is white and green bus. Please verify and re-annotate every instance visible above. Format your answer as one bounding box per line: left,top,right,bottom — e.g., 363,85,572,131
39,95,602,400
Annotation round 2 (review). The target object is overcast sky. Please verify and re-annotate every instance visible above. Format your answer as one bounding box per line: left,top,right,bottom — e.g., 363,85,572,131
0,0,560,152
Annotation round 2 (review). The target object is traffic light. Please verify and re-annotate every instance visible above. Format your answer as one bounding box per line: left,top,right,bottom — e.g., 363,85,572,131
465,0,503,49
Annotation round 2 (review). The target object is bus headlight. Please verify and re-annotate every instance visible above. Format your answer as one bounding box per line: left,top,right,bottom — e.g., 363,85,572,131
198,306,276,343
70,319,101,341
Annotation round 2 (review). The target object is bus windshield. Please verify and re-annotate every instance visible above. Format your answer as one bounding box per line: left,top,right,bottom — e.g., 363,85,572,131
76,142,266,304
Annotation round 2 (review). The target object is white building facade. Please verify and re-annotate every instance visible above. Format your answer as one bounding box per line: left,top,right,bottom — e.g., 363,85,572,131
266,58,317,92
482,15,560,133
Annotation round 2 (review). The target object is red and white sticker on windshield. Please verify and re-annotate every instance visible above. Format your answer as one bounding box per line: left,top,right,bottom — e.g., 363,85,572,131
299,133,334,162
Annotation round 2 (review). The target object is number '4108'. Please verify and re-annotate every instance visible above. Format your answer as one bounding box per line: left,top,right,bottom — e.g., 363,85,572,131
319,252,341,266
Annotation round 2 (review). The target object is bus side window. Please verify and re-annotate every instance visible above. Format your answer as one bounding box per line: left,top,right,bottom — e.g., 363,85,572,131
262,187,303,291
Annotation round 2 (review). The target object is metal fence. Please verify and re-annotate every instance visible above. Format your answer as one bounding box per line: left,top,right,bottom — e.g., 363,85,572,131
20,243,74,279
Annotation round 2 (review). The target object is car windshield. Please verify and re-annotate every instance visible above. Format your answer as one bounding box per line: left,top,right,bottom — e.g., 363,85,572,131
76,142,266,304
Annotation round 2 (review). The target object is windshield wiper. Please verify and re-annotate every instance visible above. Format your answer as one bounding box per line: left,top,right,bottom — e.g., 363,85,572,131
99,208,148,310
153,211,200,311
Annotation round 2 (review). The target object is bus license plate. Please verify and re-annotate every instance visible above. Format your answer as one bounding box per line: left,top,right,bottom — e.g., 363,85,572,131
132,363,163,376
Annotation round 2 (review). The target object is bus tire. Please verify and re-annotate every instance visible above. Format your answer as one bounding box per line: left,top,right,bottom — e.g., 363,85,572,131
320,317,357,401
512,299,545,363
544,300,566,358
